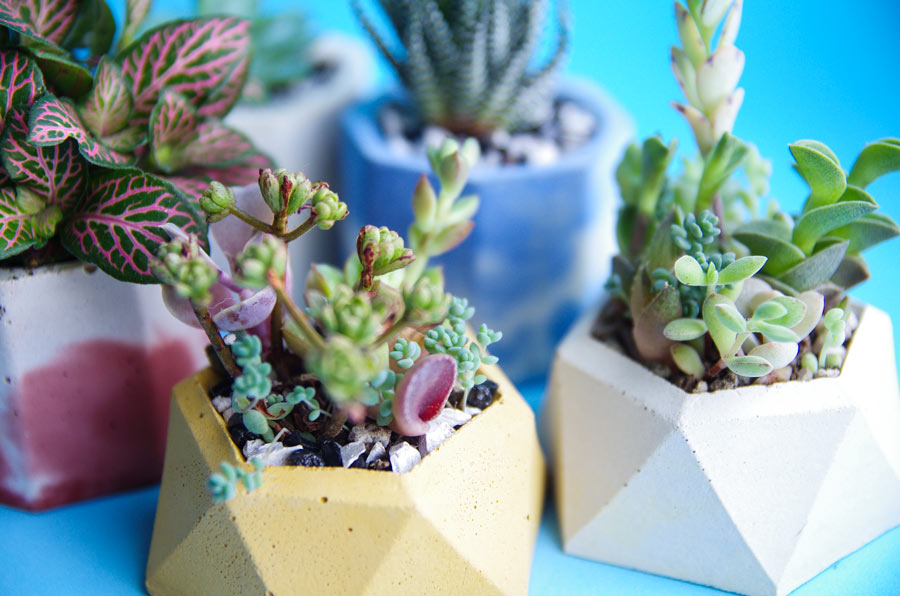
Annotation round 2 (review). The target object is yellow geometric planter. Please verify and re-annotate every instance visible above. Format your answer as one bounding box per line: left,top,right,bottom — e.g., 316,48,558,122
146,363,545,596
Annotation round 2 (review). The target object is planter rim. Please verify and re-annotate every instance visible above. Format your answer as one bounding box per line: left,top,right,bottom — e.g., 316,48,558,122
230,32,372,113
558,298,875,406
341,76,633,182
183,358,540,491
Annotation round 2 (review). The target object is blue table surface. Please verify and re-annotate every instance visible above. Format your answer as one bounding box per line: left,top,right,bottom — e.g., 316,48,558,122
4,1,900,595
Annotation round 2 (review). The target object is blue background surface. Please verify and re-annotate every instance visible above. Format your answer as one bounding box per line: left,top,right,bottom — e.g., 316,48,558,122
2,1,900,595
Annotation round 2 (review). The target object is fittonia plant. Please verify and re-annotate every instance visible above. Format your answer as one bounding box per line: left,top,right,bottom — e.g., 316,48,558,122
196,0,311,103
602,0,900,387
153,138,502,495
351,0,569,136
0,0,271,280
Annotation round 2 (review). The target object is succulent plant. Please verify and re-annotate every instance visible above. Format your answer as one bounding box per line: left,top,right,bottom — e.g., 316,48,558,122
601,0,900,385
150,139,502,496
0,0,271,281
196,0,312,103
352,0,570,136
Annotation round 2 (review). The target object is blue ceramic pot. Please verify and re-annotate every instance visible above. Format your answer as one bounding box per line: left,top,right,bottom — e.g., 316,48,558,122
339,78,632,383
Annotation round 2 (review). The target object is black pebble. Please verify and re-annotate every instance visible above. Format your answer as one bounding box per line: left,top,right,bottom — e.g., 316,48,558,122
283,430,317,449
467,380,499,409
320,440,343,467
349,454,367,469
288,450,324,467
227,424,259,450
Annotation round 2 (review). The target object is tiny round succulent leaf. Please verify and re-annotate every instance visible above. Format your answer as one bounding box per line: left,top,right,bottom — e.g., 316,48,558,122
752,299,788,322
671,343,706,378
726,354,773,378
714,302,748,333
242,409,270,435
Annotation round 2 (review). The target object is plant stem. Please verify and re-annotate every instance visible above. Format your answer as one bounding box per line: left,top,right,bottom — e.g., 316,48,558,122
227,206,276,234
282,214,317,242
268,271,326,351
191,301,241,378
269,213,289,369
373,314,410,348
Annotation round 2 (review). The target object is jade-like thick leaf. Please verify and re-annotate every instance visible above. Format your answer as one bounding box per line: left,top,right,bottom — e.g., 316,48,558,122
62,169,207,283
0,0,77,46
0,186,35,258
1,109,85,213
776,240,848,292
28,94,133,167
118,17,251,125
829,213,900,255
149,88,255,173
791,198,877,255
78,57,132,138
847,138,900,189
791,140,847,211
0,49,44,124
164,149,273,199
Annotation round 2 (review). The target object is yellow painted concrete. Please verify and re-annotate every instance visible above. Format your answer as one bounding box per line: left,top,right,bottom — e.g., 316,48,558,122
146,362,545,596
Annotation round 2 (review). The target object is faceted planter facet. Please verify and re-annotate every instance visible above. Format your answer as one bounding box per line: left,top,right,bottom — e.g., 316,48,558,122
225,33,374,291
339,79,632,383
545,304,900,596
0,262,207,510
146,363,545,595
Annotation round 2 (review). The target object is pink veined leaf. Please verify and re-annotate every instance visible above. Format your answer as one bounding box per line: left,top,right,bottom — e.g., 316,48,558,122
0,109,86,213
77,57,133,138
118,17,251,126
164,149,273,199
148,88,197,173
0,49,44,125
27,94,134,167
0,0,77,45
391,353,458,437
61,169,207,283
181,119,256,168
0,186,36,258
101,125,144,152
30,44,93,98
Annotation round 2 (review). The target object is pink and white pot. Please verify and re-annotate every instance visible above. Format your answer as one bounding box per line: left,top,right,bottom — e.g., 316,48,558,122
0,262,207,511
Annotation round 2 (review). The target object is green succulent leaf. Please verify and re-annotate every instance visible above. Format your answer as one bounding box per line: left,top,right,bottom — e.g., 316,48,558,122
734,221,806,276
776,239,848,292
674,254,707,286
670,343,706,378
697,132,748,211
790,140,846,210
242,408,269,435
830,255,870,290
663,317,708,341
717,255,766,284
752,321,799,343
847,138,900,189
829,213,900,255
792,194,876,255
703,294,738,357
726,354,773,378
713,301,747,333
764,295,807,328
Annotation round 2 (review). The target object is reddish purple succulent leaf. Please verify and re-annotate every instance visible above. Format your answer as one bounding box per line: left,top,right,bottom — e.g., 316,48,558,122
61,169,207,283
392,353,458,437
28,95,134,167
0,0,77,45
118,17,251,126
164,149,273,199
1,109,85,213
213,287,276,331
0,186,36,258
77,57,132,138
0,49,44,125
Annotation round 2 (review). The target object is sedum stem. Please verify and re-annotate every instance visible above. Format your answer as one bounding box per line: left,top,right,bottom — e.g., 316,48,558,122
191,301,241,378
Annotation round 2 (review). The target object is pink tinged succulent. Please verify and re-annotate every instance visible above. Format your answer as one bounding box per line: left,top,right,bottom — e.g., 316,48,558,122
158,222,277,333
391,354,458,437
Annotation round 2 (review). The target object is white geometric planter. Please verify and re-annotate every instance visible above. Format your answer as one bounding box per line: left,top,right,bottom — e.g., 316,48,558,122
226,33,374,292
545,304,900,596
0,262,207,510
